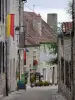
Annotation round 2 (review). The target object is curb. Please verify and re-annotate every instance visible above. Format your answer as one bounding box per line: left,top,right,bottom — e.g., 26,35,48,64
2,90,25,100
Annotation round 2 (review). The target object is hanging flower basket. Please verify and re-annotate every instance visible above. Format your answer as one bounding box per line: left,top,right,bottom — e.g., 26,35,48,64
33,60,38,66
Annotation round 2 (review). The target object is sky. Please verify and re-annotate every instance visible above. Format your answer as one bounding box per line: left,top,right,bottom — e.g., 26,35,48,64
24,0,71,22
24,0,71,62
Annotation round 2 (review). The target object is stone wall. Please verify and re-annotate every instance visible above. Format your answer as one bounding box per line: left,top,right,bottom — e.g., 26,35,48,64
25,46,40,85
58,35,72,100
73,24,75,100
0,74,6,96
26,46,40,71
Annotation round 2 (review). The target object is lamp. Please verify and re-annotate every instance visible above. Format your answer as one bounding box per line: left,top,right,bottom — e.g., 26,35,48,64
24,48,29,52
15,26,20,31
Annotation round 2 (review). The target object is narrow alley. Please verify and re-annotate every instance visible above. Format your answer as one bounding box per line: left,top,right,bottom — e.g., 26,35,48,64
0,0,74,100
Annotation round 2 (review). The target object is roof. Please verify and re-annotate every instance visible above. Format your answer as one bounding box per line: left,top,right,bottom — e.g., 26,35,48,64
23,11,56,46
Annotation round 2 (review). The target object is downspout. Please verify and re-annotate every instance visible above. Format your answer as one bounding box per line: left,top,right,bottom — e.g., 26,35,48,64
18,0,21,81
5,0,8,96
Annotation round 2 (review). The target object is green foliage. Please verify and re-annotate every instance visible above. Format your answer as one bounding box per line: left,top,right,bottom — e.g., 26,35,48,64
67,0,72,16
35,81,43,86
43,81,50,86
47,57,58,65
30,74,35,83
41,43,57,54
41,43,57,65
35,81,50,86
47,43,57,54
46,43,57,65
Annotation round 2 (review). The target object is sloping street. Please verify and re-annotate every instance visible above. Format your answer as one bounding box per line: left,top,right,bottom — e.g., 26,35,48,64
2,86,66,100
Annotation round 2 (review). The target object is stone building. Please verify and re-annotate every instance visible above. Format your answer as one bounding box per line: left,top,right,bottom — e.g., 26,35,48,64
39,44,57,84
58,22,72,100
0,0,6,97
6,0,26,93
39,13,57,84
72,0,75,99
0,0,25,97
23,11,56,85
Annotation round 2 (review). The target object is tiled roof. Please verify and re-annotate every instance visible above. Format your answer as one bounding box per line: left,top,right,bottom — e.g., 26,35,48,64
23,11,56,46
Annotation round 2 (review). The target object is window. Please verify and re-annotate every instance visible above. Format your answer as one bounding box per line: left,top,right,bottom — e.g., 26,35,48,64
2,0,4,23
33,51,36,56
13,59,15,77
0,42,3,74
0,0,4,22
10,60,12,80
0,42,2,73
3,43,4,73
61,37,64,45
33,50,36,60
65,60,71,90
61,57,64,82
43,68,46,80
0,0,1,21
24,50,26,65
33,56,36,60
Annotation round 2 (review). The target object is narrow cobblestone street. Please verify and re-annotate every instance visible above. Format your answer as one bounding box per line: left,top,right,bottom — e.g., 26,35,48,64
2,86,66,100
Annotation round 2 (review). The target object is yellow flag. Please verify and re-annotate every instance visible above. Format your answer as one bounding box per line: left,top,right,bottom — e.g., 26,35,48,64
6,14,11,37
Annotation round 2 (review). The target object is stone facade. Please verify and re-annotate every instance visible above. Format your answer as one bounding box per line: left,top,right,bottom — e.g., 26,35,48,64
39,62,57,84
39,44,57,84
24,46,40,85
7,0,19,92
72,11,75,100
0,0,24,96
23,12,57,86
0,0,7,96
58,34,72,100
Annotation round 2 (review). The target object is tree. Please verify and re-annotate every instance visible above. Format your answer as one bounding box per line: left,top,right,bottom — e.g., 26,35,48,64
47,57,57,65
46,43,57,65
67,0,72,17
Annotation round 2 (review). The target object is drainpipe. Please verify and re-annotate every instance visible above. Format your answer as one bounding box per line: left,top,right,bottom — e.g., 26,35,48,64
18,0,27,81
18,0,21,81
5,0,8,96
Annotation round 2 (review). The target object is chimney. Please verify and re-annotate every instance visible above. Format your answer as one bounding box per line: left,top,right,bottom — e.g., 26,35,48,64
33,16,41,36
47,13,57,35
